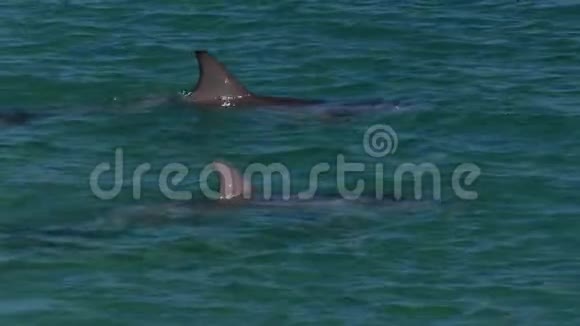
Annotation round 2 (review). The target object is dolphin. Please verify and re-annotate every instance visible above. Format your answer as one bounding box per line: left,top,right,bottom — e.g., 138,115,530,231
0,111,35,126
179,51,323,108
97,160,432,228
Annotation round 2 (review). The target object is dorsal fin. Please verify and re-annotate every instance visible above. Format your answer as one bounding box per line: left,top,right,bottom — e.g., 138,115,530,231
190,51,252,102
211,160,252,200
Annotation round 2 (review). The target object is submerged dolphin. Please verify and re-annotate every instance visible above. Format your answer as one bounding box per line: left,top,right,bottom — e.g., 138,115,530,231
0,111,35,126
99,160,430,228
179,51,323,107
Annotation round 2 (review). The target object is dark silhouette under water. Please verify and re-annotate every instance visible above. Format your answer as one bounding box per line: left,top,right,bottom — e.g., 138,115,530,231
0,111,35,126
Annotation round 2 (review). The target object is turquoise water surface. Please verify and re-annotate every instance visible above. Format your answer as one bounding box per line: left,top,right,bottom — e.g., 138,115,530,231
1,1,579,324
